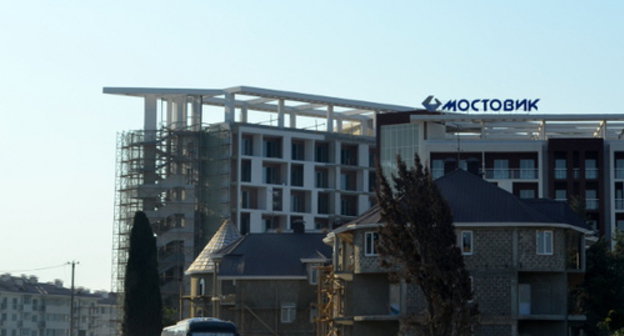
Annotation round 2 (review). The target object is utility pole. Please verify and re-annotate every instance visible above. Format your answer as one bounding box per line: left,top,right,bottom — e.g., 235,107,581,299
68,261,79,336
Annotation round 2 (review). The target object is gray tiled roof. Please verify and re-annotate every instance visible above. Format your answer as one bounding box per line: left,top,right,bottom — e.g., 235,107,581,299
344,169,588,230
186,219,241,275
218,233,331,277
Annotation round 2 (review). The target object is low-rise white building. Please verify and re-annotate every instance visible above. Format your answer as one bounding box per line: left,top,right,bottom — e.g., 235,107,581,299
0,274,118,336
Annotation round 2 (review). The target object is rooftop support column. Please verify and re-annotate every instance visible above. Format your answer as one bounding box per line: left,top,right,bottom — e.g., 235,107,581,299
327,105,334,133
191,96,202,131
289,108,296,128
144,95,157,138
277,99,285,128
239,107,248,123
224,92,235,123
143,95,158,209
174,97,187,130
336,118,343,133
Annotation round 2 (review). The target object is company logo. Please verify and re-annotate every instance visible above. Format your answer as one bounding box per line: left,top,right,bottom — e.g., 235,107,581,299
422,95,540,112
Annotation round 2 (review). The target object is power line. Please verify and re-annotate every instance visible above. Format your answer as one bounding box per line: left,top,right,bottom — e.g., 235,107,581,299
0,262,70,274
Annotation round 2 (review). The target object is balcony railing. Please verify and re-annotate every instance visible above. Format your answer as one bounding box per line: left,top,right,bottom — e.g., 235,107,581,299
585,199,599,210
483,169,538,180
616,169,624,179
585,168,598,179
554,168,567,180
616,199,624,210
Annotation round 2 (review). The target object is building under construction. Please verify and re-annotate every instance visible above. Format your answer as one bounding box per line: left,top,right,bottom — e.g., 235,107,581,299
104,86,415,317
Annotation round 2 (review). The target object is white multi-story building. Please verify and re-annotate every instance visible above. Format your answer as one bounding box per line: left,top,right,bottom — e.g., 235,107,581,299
0,274,118,336
104,86,415,315
377,111,624,240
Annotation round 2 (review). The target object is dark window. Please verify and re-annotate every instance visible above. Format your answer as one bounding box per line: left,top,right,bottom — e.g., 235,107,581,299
240,213,250,235
264,137,282,158
315,142,330,163
316,169,329,188
272,188,282,211
264,165,282,184
292,141,305,160
242,135,253,156
291,164,304,187
241,160,251,182
318,193,330,214
341,145,358,165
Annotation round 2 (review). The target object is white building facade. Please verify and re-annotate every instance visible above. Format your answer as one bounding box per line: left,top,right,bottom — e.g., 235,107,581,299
377,111,624,240
104,86,415,315
0,274,118,336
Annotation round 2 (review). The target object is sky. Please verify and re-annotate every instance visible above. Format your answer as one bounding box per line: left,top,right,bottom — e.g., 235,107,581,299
0,1,622,292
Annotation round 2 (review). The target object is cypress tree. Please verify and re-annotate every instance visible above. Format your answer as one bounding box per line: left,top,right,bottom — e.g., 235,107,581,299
123,211,163,336
376,155,478,336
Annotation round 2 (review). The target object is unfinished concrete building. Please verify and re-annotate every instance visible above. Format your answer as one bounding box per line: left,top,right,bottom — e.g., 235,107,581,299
104,86,415,316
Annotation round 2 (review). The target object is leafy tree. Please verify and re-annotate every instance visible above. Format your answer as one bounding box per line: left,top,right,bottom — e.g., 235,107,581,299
376,155,478,336
123,211,163,336
583,234,624,336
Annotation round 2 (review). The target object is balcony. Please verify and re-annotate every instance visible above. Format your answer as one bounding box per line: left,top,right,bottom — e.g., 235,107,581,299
616,199,624,210
585,168,598,179
585,199,599,211
483,169,538,180
616,169,624,179
554,168,567,180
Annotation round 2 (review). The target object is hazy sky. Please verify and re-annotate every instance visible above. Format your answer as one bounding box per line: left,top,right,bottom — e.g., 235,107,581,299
0,1,622,291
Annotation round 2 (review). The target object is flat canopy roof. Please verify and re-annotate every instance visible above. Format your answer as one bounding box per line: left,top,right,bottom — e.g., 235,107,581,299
103,86,416,121
409,112,624,140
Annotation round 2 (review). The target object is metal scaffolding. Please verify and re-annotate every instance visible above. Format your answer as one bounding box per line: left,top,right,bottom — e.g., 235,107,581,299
112,125,232,313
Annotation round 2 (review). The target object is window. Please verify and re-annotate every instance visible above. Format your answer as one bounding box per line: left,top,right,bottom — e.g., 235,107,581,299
291,165,304,187
264,137,282,158
340,145,358,165
519,189,536,199
520,159,536,179
536,230,553,255
340,195,357,216
555,159,567,179
292,141,305,161
242,135,253,156
555,189,567,201
315,169,329,188
199,279,205,296
493,159,509,179
317,193,330,214
460,231,473,255
315,142,330,163
291,192,306,213
585,159,598,179
272,188,282,211
616,159,624,179
280,303,296,323
241,160,251,182
308,265,319,285
431,160,444,180
365,232,379,256
264,165,281,184
586,189,598,210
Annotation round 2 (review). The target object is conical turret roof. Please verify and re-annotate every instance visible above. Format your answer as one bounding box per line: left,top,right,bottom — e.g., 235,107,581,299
185,219,241,275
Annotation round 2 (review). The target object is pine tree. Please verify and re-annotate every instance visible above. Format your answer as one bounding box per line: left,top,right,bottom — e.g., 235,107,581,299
583,234,624,335
123,211,163,336
376,155,478,336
